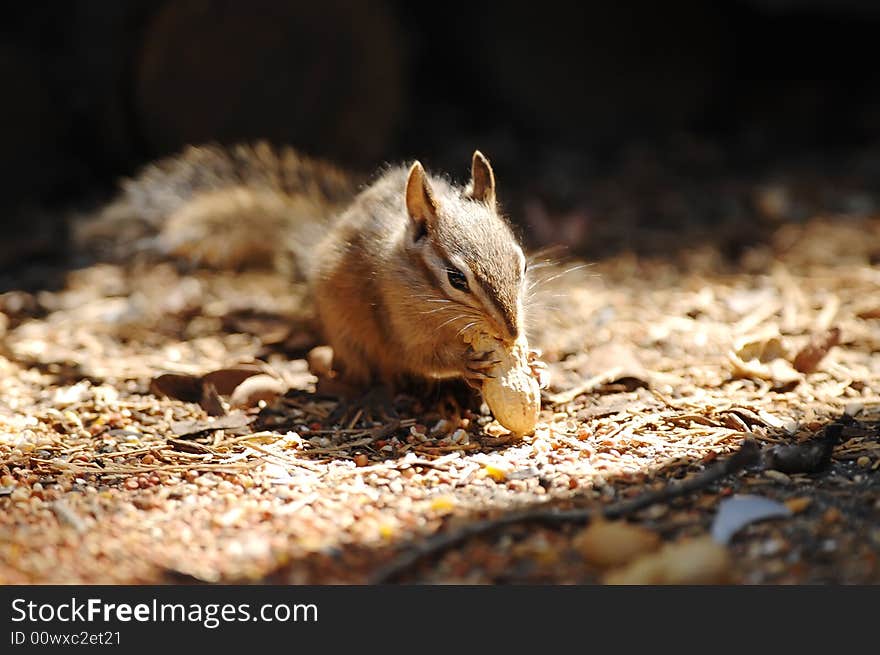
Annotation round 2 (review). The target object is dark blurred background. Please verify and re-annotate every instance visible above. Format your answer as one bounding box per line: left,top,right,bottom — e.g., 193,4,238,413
2,0,880,264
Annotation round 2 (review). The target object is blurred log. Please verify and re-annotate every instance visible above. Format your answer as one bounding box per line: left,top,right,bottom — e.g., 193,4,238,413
472,2,730,147
0,42,71,205
133,0,407,167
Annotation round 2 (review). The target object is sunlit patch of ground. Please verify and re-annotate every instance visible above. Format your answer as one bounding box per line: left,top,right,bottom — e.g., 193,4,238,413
1,216,878,583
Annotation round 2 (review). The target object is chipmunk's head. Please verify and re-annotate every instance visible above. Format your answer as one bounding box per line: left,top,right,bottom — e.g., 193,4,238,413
404,151,526,343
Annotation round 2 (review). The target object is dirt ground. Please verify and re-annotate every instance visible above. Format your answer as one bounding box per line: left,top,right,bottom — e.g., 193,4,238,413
1,154,879,584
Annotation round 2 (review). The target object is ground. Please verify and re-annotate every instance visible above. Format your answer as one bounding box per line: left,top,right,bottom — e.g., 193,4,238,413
1,163,879,584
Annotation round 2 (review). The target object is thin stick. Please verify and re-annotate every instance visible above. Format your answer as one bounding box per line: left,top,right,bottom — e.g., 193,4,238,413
546,367,625,405
370,439,760,583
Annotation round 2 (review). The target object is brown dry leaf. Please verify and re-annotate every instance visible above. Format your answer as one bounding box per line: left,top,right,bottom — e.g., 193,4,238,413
856,306,880,320
573,519,661,569
153,367,271,411
548,342,650,404
603,536,730,585
199,381,226,417
201,366,265,395
583,342,650,387
150,373,203,402
167,437,215,454
793,327,840,373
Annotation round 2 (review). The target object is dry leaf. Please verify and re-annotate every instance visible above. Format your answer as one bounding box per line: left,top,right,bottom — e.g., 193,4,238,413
584,342,649,382
201,366,264,395
548,343,650,404
167,437,215,454
856,307,880,320
728,328,800,384
150,373,203,402
792,327,840,373
710,495,792,545
198,381,226,416
733,329,790,363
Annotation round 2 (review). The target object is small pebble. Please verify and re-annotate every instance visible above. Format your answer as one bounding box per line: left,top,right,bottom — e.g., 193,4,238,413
823,507,842,524
484,464,509,482
784,497,812,514
430,419,451,435
354,454,369,467
10,486,29,502
430,495,457,512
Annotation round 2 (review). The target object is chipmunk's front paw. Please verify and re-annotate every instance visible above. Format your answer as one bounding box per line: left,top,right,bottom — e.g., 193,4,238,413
463,346,501,390
527,348,550,389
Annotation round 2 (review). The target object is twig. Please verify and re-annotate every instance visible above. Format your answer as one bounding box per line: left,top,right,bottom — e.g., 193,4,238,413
371,439,760,583
546,367,625,405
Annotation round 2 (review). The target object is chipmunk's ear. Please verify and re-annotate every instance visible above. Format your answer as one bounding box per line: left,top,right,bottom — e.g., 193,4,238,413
467,150,496,205
405,161,439,237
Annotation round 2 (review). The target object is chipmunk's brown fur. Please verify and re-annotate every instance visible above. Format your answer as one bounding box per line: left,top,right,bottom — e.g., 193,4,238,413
78,142,537,393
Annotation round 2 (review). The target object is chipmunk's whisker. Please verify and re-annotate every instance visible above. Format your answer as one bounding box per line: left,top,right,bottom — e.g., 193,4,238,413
456,321,479,337
419,305,457,316
435,313,471,330
526,262,593,292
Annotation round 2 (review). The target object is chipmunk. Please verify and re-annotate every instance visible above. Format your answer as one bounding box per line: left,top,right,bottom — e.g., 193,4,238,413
77,142,546,399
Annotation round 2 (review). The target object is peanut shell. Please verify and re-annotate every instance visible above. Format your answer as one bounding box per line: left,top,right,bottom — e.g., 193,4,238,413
466,332,541,436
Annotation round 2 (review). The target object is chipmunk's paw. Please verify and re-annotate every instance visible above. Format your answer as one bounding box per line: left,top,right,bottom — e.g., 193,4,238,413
463,346,502,390
527,348,550,389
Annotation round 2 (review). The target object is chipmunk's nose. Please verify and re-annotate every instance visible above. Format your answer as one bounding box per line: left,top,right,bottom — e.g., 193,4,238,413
498,306,521,344
480,276,522,343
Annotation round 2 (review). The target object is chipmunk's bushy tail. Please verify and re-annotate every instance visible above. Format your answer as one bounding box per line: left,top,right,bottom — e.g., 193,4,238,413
73,142,360,276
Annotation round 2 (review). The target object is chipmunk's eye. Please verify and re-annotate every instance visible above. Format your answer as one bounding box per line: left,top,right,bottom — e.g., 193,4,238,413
446,267,469,292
